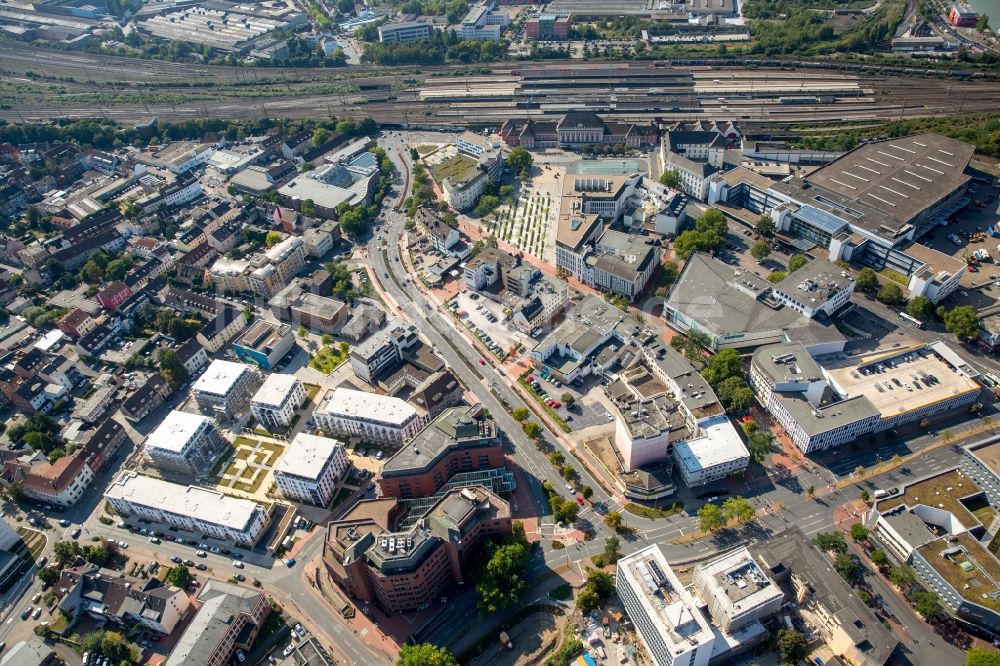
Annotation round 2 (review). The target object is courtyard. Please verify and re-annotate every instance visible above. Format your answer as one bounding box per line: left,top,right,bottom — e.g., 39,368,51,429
214,436,286,497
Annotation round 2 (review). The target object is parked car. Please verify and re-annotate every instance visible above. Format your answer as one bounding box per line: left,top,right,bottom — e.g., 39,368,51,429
295,624,306,637
196,550,207,557
195,563,207,571
170,555,182,564
232,560,244,568
233,573,246,582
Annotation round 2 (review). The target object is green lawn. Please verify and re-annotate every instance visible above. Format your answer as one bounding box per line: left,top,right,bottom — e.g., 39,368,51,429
309,346,348,375
257,441,284,460
623,502,684,519
303,383,321,403
233,437,259,448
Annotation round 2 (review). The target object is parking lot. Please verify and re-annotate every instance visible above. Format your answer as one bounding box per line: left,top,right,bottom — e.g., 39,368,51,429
451,291,529,357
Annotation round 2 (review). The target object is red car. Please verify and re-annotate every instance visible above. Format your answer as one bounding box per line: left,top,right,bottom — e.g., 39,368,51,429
553,401,561,408
526,376,534,383
479,359,486,365
576,495,584,505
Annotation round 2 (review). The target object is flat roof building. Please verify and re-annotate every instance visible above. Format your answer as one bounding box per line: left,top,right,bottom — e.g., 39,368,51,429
165,580,270,666
617,544,716,666
105,472,270,546
273,433,348,506
192,360,262,417
313,387,421,444
692,547,784,633
250,373,305,431
232,319,295,371
143,410,229,479
378,404,507,500
750,340,981,454
322,485,511,613
664,252,848,354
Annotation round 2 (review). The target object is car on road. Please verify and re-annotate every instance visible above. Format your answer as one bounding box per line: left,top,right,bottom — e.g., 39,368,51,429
285,558,296,567
479,359,486,365
232,560,244,568
118,541,128,549
116,521,126,528
196,550,207,557
71,528,81,539
170,555,182,564
233,573,246,582
59,519,70,527
565,484,573,492
149,537,160,544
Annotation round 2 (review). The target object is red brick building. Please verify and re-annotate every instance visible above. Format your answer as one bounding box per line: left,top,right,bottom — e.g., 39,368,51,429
525,14,571,40
322,486,511,613
96,281,133,310
948,3,977,26
377,405,505,499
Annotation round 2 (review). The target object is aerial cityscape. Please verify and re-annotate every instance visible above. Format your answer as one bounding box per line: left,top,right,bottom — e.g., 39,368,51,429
0,0,1000,664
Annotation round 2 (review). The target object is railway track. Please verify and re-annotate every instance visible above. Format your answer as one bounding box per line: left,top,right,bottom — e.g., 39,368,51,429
3,43,1000,126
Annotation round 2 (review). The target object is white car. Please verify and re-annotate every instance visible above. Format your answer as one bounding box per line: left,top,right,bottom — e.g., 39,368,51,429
118,541,128,549
294,623,306,637
283,645,295,657
232,560,244,568
196,550,207,557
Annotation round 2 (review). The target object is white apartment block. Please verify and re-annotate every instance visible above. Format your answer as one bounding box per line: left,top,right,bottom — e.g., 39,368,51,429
144,410,229,478
692,547,784,634
250,374,305,430
313,387,421,444
192,360,262,417
105,472,269,546
617,545,715,666
349,319,419,384
273,433,348,506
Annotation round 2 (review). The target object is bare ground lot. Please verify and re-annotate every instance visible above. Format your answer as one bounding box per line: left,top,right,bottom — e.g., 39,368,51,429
469,610,562,666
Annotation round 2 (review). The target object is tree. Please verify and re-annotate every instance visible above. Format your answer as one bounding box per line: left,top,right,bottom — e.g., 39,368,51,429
165,565,191,588
807,485,815,498
604,511,624,532
53,540,81,564
506,147,533,173
698,503,726,532
856,267,879,293
156,348,188,391
717,376,754,412
554,498,579,524
312,127,330,147
750,240,771,262
966,647,1000,666
912,591,944,621
877,282,904,305
298,325,309,338
977,14,990,31
523,422,541,440
850,523,869,542
603,536,622,564
321,334,333,346
755,215,776,238
944,305,980,340
549,450,565,466
701,348,741,388
561,392,575,407
787,254,808,273
834,552,862,583
813,531,847,554
777,629,808,664
659,169,680,189
582,485,593,499
300,199,316,217
79,631,138,666
745,430,773,464
576,586,601,614
889,564,916,589
722,496,755,524
512,407,529,422
38,566,60,586
265,231,283,248
476,540,530,613
767,271,787,284
474,195,501,218
871,549,889,568
906,295,935,321
561,464,576,481
860,489,871,504
396,644,459,666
